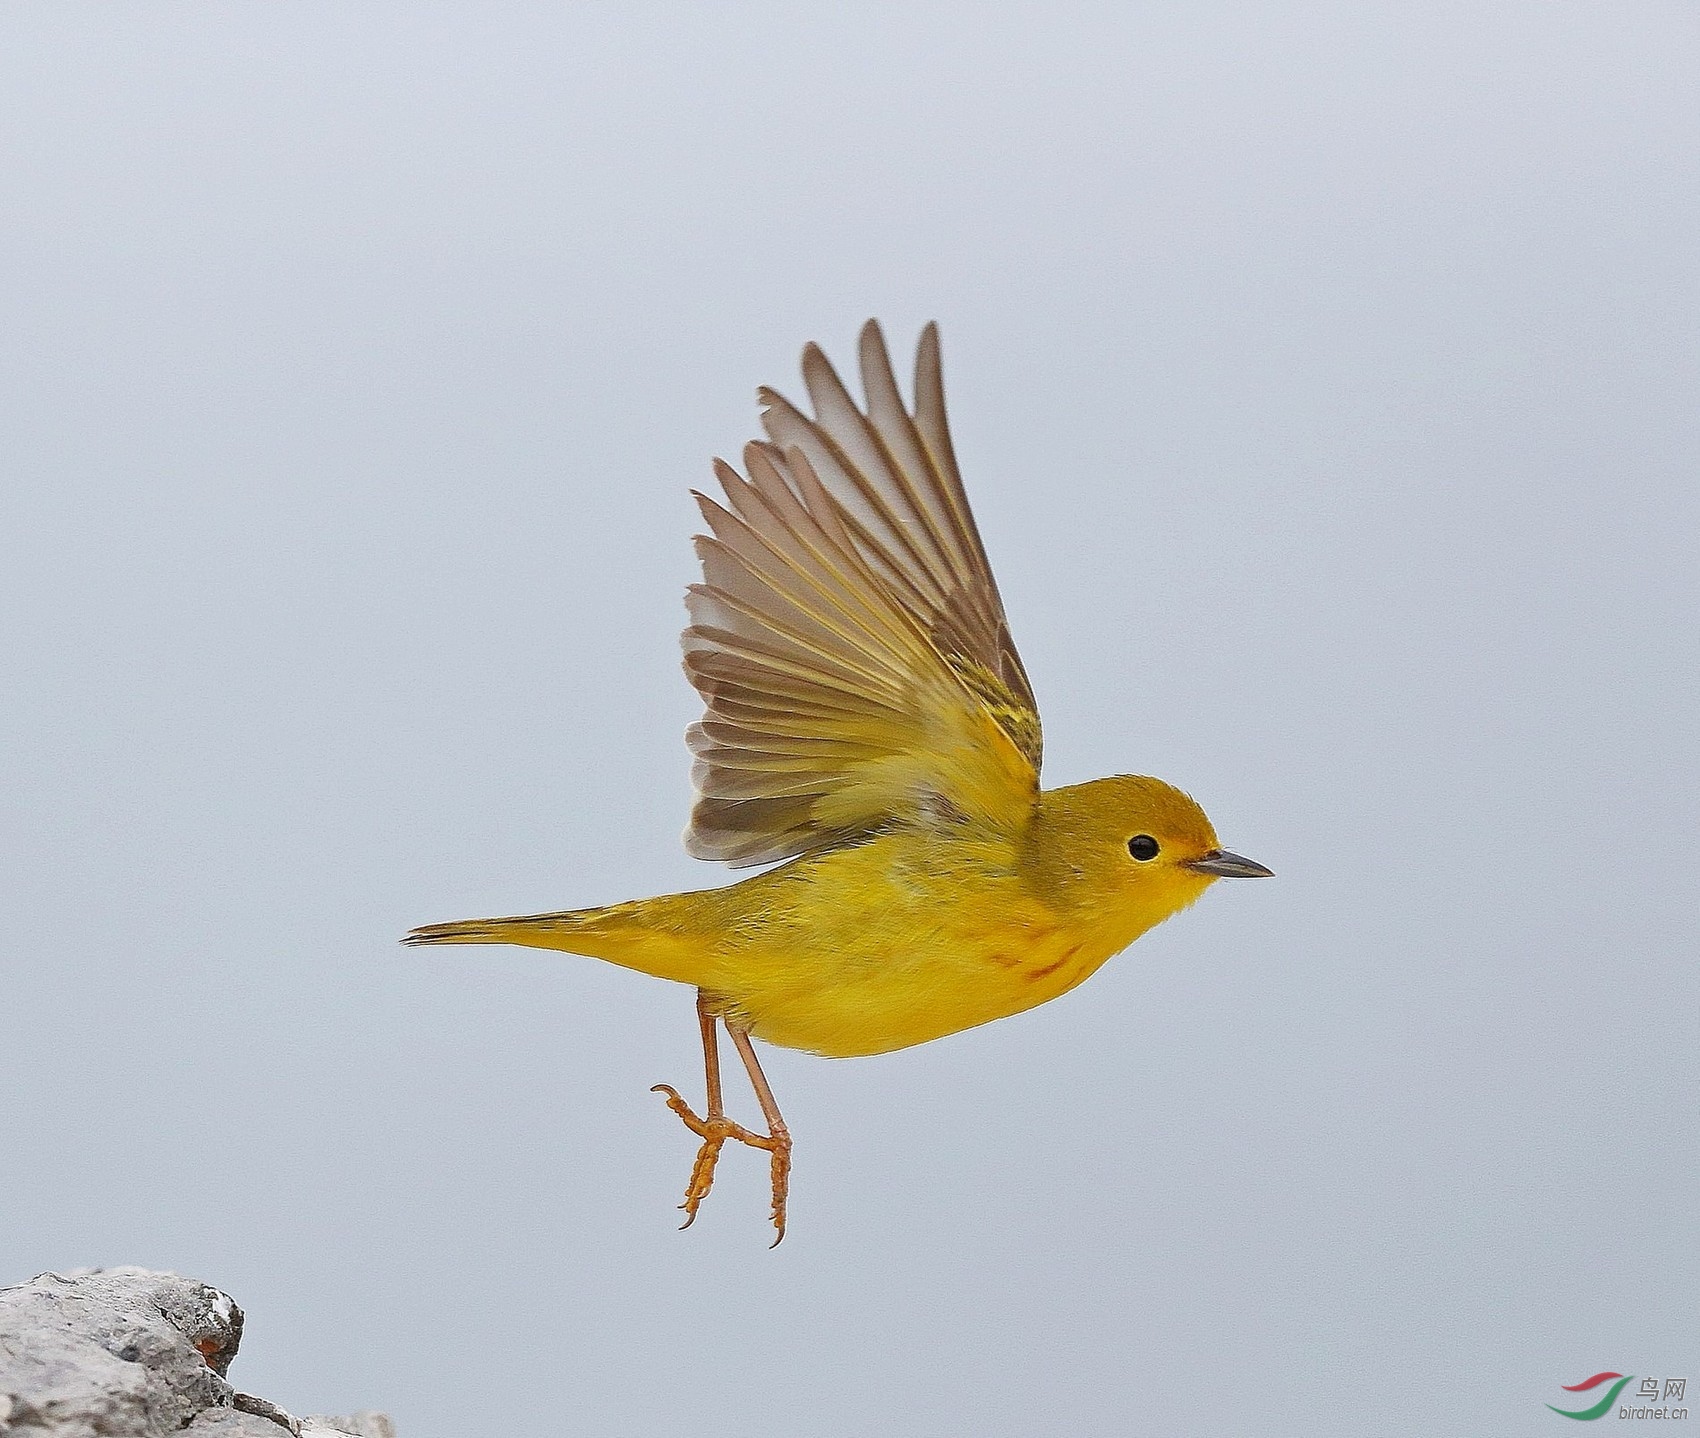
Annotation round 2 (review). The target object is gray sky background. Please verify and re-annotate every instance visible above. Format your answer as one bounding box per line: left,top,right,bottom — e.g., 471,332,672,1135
3,5,1695,1435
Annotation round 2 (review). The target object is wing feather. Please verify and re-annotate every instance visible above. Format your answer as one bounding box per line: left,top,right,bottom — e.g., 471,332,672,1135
683,321,1042,866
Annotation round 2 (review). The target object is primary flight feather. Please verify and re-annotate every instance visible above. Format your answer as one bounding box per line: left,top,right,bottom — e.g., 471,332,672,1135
406,321,1271,1242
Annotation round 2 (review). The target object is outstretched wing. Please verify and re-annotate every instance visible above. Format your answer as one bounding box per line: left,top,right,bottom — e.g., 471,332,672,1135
683,320,1042,866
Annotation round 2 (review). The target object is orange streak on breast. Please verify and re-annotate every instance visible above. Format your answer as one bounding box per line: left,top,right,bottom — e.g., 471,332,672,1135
1022,943,1082,983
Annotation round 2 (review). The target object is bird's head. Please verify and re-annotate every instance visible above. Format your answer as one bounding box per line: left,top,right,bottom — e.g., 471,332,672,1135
1023,774,1271,947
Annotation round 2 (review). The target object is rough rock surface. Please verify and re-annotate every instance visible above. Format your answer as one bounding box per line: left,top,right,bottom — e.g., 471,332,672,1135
0,1269,393,1438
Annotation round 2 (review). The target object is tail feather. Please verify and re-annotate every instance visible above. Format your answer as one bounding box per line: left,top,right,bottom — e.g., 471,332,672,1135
402,899,715,988
404,911,592,948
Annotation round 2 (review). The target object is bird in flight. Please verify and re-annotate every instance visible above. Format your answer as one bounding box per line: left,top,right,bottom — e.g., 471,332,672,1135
405,322,1271,1243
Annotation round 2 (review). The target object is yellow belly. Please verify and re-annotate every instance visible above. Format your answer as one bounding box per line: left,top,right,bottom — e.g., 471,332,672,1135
723,931,1104,1057
680,833,1118,1058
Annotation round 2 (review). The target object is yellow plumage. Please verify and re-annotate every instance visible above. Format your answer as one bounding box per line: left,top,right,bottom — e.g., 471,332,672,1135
407,323,1270,1238
410,776,1222,1057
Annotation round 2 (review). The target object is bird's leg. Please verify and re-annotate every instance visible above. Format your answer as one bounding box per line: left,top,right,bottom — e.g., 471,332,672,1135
725,1018,793,1245
651,990,786,1235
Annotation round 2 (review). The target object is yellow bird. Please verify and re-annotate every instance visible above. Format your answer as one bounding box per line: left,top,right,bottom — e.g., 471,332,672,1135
406,322,1271,1242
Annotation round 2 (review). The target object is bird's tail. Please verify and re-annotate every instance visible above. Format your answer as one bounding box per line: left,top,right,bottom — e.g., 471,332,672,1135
403,896,715,988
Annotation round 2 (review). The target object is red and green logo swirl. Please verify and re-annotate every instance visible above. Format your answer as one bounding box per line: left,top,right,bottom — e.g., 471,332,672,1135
1548,1373,1633,1421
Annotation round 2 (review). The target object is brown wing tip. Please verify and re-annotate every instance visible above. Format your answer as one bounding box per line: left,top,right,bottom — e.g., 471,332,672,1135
798,341,844,405
916,321,943,380
755,384,795,431
691,488,738,530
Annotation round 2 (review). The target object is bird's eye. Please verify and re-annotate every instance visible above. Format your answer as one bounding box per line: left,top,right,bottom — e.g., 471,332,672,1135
1127,834,1160,862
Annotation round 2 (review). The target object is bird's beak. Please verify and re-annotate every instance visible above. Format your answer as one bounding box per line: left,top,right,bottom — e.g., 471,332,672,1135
1185,848,1274,878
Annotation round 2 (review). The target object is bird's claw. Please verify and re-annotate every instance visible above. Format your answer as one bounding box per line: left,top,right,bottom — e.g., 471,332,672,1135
651,1082,791,1242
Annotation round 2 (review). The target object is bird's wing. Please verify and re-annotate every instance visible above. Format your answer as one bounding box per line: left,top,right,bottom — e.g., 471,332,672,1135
683,320,1042,866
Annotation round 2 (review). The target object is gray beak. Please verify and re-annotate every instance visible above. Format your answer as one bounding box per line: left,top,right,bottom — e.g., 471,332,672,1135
1185,848,1274,878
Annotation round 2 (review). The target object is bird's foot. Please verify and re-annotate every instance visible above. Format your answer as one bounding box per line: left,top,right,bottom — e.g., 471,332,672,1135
650,1083,792,1243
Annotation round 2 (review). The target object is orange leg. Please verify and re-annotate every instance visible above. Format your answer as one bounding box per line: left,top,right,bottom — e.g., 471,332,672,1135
725,1016,792,1243
651,989,793,1244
